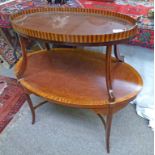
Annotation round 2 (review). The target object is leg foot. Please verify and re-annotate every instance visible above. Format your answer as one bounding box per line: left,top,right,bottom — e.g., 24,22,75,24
106,112,113,153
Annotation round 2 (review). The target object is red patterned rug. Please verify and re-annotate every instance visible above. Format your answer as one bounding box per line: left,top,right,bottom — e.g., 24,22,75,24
0,76,26,133
0,0,81,68
77,0,154,49
78,0,153,17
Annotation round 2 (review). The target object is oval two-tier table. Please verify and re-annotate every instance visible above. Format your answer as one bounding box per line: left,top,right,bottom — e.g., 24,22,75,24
11,7,143,153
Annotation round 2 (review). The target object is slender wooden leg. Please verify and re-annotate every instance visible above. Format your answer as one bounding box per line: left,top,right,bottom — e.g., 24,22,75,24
17,36,28,79
105,45,115,102
94,108,113,153
114,45,124,62
97,114,106,129
34,101,48,109
45,42,50,50
106,112,113,153
26,94,35,124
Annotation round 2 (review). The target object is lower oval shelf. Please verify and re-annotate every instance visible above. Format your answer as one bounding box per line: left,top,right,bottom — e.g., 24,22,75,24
15,48,143,110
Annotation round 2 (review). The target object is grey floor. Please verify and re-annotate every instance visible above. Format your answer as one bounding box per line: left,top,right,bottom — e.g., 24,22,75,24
0,45,154,155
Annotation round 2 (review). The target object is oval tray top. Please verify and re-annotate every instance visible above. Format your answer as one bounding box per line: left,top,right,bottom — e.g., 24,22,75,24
11,7,137,44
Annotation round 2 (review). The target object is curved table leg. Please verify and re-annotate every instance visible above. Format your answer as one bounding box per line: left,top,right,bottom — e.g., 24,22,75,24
17,35,27,79
25,91,48,124
26,94,36,124
94,108,113,153
106,111,113,153
105,45,115,102
114,45,124,62
97,114,106,129
105,45,115,151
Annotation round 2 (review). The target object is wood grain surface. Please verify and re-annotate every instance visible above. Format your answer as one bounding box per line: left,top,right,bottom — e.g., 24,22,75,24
11,7,137,44
15,48,142,109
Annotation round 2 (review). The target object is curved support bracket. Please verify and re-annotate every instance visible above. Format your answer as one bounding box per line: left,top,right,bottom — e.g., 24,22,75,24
34,101,48,110
16,35,27,79
97,114,106,129
25,92,48,124
105,45,115,102
45,42,50,51
25,94,36,124
114,45,124,62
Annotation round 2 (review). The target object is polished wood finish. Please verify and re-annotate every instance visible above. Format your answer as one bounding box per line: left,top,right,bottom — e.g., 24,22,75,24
11,7,137,45
17,36,27,79
105,45,115,101
11,8,142,153
15,48,142,108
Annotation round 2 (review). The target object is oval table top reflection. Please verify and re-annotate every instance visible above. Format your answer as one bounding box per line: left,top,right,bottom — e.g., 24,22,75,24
11,7,137,45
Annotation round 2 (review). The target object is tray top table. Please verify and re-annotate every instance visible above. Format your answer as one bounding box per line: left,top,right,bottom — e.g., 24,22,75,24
11,7,137,45
11,7,142,153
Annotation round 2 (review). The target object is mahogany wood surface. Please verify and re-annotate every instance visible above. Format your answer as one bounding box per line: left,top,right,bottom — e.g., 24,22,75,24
11,7,137,45
15,48,142,109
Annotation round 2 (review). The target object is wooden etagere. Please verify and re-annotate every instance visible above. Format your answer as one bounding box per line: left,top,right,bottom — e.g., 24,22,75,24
11,7,143,153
